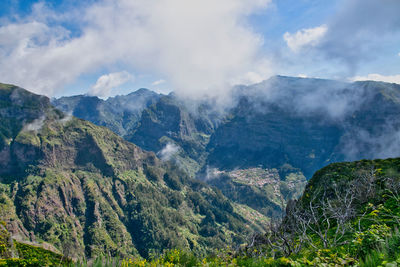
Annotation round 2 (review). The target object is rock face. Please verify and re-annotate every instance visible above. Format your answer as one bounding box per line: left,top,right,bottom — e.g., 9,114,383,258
0,83,262,259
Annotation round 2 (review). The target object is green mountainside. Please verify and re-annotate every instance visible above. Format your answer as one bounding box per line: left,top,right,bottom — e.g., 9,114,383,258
206,167,306,219
219,157,400,266
2,157,397,266
125,95,218,177
2,80,400,265
53,76,400,227
53,76,400,180
0,222,70,266
206,76,400,177
0,83,265,260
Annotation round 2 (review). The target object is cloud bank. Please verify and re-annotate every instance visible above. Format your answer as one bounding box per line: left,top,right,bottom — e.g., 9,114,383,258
0,0,272,101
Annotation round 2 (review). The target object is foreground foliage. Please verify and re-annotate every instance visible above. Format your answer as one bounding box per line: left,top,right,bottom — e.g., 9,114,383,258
106,158,400,266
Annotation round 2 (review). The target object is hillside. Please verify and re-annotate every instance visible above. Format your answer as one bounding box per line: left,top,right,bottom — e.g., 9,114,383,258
115,157,400,266
0,83,265,259
238,157,400,266
53,76,400,179
206,76,400,177
53,76,400,223
3,156,397,266
0,222,70,265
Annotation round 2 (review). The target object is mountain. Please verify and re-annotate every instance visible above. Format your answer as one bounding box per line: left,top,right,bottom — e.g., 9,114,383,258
206,76,400,177
0,83,266,259
52,76,400,220
53,88,161,137
125,94,218,176
53,76,400,178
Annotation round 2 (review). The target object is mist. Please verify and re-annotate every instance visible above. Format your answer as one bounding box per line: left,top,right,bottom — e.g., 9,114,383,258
23,116,45,132
158,143,180,162
238,76,372,122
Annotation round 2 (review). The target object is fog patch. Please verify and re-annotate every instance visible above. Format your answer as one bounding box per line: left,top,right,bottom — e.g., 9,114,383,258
341,120,400,160
59,112,73,125
23,116,45,132
238,76,372,122
158,143,180,161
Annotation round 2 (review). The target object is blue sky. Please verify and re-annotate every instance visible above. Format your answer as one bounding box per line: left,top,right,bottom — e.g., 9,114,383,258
0,0,399,99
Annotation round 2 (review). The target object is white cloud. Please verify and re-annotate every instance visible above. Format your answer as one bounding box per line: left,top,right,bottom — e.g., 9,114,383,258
0,0,273,103
151,79,166,86
297,74,308,78
23,116,45,132
88,71,133,98
283,24,327,53
351,73,400,84
398,52,400,57
158,143,180,161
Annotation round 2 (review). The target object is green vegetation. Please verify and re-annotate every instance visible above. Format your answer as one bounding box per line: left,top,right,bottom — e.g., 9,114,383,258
230,157,400,266
3,81,400,265
0,85,263,260
62,157,400,266
3,157,400,266
0,222,71,266
207,167,306,220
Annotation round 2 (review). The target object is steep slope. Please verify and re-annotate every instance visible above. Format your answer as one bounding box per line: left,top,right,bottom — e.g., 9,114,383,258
205,166,306,219
207,76,400,177
0,83,262,259
182,157,400,266
51,76,400,224
0,222,70,265
53,88,160,137
53,77,400,178
276,157,400,265
126,95,217,176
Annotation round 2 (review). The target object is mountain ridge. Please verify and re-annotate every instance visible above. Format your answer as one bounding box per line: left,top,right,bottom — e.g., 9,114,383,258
0,83,266,259
52,76,400,221
53,76,400,178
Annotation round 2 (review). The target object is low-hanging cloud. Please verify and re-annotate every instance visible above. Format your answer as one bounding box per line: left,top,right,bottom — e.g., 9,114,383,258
340,119,400,161
0,0,273,102
88,71,133,98
23,116,45,132
243,76,370,121
158,143,180,162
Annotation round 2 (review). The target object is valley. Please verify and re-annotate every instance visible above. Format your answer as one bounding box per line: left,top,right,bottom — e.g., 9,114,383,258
1,76,400,265
1,1,399,265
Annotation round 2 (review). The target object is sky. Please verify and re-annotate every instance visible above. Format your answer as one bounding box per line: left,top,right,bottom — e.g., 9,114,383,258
0,0,399,100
